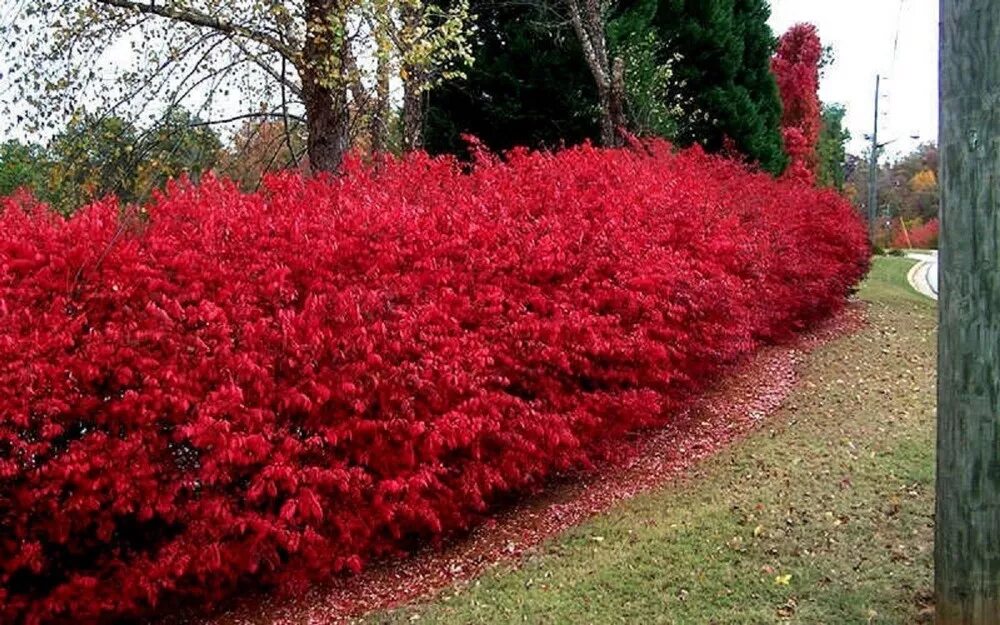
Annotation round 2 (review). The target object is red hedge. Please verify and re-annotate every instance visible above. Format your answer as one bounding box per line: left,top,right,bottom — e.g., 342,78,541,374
0,141,869,624
892,217,939,249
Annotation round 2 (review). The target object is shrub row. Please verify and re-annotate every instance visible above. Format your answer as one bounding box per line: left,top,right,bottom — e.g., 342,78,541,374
892,217,939,249
0,141,869,624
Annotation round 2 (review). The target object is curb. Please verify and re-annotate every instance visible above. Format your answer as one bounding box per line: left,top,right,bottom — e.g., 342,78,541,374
906,259,938,301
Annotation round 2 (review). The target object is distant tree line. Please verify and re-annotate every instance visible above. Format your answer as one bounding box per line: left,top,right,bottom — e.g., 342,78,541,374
846,142,939,245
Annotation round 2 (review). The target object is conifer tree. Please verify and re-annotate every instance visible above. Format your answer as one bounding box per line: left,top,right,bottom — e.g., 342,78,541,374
424,0,599,154
653,0,786,173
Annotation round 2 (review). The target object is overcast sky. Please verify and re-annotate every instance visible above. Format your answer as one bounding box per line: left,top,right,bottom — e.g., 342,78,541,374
769,0,939,159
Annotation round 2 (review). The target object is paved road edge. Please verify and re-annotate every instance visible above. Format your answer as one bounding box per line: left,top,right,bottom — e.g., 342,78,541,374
906,258,938,301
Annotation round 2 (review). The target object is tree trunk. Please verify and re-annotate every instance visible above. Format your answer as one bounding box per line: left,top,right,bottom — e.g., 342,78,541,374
609,56,626,146
597,87,614,147
566,0,627,147
303,79,350,173
935,1,1000,623
401,3,424,151
370,0,392,156
301,0,351,173
402,80,423,151
370,72,391,156
595,59,625,147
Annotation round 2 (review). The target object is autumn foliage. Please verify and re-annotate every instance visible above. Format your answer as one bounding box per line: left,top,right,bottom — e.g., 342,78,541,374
772,24,823,184
892,217,940,249
0,141,868,624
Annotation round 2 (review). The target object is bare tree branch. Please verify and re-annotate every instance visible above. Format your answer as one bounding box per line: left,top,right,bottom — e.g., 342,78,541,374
95,0,299,62
281,55,300,167
228,34,303,97
189,111,306,127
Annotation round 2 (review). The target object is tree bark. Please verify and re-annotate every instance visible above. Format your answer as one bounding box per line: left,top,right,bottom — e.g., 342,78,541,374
609,55,627,146
401,2,424,151
566,0,626,147
597,87,613,147
302,76,350,173
301,0,351,173
370,72,391,156
935,1,1000,623
402,83,424,151
370,2,392,156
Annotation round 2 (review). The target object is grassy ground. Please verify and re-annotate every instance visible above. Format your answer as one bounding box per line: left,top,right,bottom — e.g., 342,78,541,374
368,257,937,625
864,256,931,305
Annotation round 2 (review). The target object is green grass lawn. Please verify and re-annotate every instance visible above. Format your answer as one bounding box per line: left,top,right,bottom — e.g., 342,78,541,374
862,256,927,305
368,258,937,625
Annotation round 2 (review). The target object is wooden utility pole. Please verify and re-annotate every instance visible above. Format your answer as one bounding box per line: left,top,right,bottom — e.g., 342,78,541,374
935,1,1000,623
868,74,881,244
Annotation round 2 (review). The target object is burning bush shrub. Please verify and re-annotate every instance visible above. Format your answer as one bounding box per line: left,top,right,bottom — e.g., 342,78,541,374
0,141,869,624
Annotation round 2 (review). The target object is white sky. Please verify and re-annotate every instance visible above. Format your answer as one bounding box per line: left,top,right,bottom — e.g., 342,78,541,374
768,0,939,158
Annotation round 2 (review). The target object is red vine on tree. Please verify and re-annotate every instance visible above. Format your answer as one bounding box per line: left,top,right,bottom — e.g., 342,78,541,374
772,23,824,184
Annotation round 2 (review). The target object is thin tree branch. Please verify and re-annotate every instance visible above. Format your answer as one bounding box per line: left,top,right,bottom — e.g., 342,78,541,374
228,34,303,98
281,55,300,167
95,0,298,62
189,111,306,127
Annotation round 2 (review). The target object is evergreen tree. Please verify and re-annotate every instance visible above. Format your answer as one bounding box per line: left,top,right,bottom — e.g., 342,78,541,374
817,104,850,191
426,0,785,172
424,0,599,154
653,0,786,173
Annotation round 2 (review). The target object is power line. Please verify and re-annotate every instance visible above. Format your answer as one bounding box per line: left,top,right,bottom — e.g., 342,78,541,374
890,0,906,70
881,0,906,142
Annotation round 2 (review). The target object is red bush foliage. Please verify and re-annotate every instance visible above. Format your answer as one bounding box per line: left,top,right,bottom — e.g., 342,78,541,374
772,23,823,184
892,217,940,249
0,141,869,624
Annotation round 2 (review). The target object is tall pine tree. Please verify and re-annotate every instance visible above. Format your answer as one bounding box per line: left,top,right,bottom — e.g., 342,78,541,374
817,104,850,191
653,0,786,174
424,0,599,154
426,0,785,175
